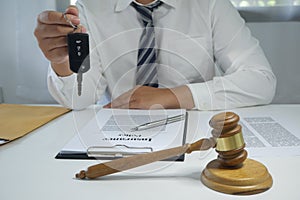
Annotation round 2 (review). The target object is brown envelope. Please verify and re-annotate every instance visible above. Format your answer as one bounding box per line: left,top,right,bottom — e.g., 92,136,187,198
0,104,71,145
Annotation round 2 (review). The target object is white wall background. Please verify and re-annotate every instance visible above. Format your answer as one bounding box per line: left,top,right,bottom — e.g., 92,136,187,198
0,1,299,104
0,0,57,104
248,22,300,104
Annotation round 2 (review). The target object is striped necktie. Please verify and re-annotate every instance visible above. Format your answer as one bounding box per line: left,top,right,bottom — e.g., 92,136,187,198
131,1,162,87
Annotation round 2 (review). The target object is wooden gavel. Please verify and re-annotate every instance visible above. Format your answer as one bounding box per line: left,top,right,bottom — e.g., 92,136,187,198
75,112,272,195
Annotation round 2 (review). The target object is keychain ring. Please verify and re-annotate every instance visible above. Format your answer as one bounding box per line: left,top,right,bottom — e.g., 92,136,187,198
63,13,78,30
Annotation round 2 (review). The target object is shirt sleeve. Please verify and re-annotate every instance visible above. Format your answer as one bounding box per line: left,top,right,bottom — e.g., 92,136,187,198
47,1,107,110
187,0,276,110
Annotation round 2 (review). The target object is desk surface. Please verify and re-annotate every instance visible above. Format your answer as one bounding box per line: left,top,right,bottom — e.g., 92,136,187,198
1,105,300,200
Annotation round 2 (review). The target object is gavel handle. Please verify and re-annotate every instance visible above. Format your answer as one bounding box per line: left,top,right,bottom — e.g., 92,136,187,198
76,138,214,179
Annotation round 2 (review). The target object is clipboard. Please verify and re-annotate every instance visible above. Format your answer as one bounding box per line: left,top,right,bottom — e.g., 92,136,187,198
56,109,188,161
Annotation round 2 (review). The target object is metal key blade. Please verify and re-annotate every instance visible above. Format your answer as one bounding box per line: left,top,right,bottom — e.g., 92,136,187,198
77,72,83,96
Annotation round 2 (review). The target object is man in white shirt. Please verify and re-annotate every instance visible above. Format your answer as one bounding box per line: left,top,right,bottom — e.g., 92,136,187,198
34,0,276,110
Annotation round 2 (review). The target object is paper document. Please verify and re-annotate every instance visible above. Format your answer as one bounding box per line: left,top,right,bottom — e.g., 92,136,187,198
241,116,300,157
57,109,187,160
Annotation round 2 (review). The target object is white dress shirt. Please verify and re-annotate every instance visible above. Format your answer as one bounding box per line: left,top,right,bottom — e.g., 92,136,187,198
47,0,276,110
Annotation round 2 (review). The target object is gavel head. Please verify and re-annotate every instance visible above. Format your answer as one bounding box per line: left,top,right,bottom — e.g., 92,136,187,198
209,112,247,167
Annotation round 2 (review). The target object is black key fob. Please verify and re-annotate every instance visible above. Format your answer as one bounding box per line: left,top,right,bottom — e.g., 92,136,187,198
67,33,90,74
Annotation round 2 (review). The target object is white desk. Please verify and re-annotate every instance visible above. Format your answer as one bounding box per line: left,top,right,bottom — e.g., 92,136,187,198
1,105,300,200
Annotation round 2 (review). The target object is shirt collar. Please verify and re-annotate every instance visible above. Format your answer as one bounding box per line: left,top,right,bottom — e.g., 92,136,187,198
115,0,177,12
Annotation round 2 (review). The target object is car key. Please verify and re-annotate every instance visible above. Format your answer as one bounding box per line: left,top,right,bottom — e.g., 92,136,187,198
67,32,90,96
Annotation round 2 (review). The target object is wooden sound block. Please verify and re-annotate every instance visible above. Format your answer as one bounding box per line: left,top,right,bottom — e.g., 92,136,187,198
201,158,273,195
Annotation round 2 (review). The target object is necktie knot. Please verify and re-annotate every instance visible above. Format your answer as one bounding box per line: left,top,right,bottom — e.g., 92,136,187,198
131,1,162,25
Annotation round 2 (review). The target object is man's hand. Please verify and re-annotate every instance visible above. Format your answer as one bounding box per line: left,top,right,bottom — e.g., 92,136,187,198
34,6,86,76
104,85,195,110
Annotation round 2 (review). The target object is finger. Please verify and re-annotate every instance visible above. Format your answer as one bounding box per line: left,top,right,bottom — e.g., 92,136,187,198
63,6,80,29
75,25,87,33
104,88,138,108
109,95,131,108
110,99,130,108
35,23,74,38
103,103,111,108
42,36,67,51
64,5,79,16
104,98,141,109
38,10,80,26
116,104,131,109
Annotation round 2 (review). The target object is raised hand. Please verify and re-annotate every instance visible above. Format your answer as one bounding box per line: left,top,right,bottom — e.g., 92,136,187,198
34,6,86,76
